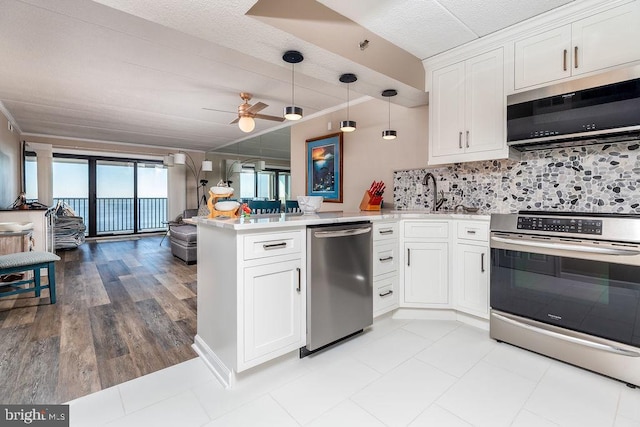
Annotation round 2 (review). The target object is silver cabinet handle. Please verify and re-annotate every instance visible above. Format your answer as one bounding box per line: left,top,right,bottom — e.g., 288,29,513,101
492,312,640,357
379,290,393,297
563,49,567,71
379,229,394,235
481,252,485,273
379,256,393,262
467,229,476,234
458,131,462,149
491,236,640,256
466,130,469,148
263,242,287,250
296,267,301,292
314,227,372,238
407,248,411,266
574,46,578,69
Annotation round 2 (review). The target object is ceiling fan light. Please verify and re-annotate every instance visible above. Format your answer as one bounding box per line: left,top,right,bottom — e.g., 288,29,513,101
340,120,356,132
201,160,213,171
284,105,303,120
173,153,186,165
382,129,397,140
238,116,255,133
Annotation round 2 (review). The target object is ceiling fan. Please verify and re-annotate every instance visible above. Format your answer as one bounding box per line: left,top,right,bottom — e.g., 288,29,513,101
203,92,284,132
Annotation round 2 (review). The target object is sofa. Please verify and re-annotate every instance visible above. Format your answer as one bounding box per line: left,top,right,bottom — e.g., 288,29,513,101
169,209,198,264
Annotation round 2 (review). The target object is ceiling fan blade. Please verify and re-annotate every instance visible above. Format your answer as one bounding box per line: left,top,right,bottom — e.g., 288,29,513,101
203,107,236,114
246,102,268,114
229,117,240,124
254,113,285,122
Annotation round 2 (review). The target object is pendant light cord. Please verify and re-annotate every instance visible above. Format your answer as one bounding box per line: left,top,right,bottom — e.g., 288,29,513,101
291,64,295,104
388,96,391,127
346,83,350,119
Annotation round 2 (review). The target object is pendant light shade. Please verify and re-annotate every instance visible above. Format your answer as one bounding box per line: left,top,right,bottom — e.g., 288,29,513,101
283,50,304,121
339,73,357,132
238,116,255,133
163,154,174,167
381,89,398,140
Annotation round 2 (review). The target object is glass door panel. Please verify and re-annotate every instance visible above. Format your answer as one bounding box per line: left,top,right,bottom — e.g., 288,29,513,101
96,160,134,234
137,163,168,231
52,157,89,232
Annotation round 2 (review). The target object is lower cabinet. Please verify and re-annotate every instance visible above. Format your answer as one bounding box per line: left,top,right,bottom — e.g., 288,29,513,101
403,241,449,305
242,259,304,365
453,243,489,318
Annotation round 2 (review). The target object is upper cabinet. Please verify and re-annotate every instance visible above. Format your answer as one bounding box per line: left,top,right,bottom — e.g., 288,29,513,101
429,48,508,165
514,1,640,90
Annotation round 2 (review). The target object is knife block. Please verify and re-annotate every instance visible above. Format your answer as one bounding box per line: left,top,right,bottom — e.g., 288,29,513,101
359,191,382,211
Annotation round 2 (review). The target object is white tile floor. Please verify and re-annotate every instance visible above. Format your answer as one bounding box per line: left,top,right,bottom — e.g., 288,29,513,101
68,317,640,427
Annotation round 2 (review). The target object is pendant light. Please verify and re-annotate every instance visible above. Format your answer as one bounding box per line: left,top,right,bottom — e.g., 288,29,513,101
381,89,398,140
339,73,357,132
283,50,304,120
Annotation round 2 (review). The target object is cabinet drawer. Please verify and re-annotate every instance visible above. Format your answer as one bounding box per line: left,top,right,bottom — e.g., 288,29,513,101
373,273,399,315
404,221,449,239
243,231,303,260
456,221,489,242
373,242,399,276
373,222,399,242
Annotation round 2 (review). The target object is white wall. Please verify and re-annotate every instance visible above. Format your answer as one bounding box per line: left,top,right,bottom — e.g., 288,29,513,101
291,98,428,211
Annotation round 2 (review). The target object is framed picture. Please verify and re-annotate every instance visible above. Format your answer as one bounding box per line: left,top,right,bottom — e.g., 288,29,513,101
305,132,343,203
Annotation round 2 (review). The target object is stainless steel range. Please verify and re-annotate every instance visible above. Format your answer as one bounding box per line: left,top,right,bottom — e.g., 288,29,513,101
490,211,640,387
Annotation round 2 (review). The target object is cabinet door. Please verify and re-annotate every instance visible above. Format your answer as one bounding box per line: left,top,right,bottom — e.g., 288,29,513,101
572,2,640,76
465,48,505,154
454,244,489,318
430,61,465,158
514,26,572,89
404,242,448,305
243,259,304,364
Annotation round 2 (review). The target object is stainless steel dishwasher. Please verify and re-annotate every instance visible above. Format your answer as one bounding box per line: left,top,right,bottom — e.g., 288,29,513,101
301,221,373,357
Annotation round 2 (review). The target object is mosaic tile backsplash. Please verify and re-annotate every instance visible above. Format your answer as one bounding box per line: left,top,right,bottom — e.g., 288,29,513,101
393,141,640,214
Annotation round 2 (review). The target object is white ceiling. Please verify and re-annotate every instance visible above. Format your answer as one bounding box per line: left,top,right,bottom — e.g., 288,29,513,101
0,0,574,156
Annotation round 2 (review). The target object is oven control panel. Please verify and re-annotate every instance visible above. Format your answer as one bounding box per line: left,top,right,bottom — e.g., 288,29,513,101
517,217,602,235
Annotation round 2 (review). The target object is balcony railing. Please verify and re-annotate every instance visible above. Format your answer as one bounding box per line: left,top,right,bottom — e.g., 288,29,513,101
53,197,167,235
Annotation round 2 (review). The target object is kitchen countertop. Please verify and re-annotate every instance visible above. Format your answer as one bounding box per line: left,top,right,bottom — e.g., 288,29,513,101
194,210,490,231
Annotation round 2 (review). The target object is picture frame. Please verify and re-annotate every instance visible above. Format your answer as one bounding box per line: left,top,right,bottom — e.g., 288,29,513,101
305,132,343,203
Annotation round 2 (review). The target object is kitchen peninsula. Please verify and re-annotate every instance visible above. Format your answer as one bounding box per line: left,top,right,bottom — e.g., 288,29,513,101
193,211,490,388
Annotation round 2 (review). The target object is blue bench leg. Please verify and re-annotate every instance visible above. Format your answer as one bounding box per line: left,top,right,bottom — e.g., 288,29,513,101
34,267,41,298
48,261,56,304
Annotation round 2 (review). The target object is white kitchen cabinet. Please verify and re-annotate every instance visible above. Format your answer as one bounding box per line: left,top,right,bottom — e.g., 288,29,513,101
514,1,640,90
402,220,450,307
373,221,399,317
453,221,489,319
243,259,303,363
429,48,506,165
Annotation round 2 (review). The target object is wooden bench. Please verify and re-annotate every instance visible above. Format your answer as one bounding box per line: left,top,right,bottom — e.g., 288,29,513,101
0,251,60,303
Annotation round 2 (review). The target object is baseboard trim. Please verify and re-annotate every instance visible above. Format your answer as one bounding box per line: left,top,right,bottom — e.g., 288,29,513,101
192,335,235,388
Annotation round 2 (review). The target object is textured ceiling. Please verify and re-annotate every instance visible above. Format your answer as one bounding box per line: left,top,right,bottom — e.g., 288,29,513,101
0,0,574,157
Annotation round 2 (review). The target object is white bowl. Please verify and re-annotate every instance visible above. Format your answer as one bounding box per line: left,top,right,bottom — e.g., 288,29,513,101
211,186,234,196
297,196,323,214
214,201,240,212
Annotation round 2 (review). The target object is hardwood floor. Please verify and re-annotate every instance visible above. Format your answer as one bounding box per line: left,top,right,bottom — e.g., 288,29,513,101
0,235,197,404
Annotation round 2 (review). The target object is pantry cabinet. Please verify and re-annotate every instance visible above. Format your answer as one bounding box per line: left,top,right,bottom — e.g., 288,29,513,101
429,48,506,165
514,1,640,90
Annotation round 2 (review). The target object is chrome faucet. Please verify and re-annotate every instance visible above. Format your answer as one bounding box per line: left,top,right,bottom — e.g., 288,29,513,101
422,172,446,211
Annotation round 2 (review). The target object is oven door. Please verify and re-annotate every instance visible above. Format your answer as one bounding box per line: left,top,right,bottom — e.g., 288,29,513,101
490,232,640,348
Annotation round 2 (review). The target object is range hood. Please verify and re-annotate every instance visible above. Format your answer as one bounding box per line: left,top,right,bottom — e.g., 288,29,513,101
507,65,640,151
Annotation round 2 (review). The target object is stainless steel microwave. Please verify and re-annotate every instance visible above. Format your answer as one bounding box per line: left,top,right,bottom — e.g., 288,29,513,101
507,65,640,151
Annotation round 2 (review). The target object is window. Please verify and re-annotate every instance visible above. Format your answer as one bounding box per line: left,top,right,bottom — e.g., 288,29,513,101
238,166,290,201
24,152,38,201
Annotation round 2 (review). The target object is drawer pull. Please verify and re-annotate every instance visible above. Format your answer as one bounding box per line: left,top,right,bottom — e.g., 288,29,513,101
379,229,394,235
378,256,393,262
466,230,477,235
379,290,393,297
263,242,287,250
